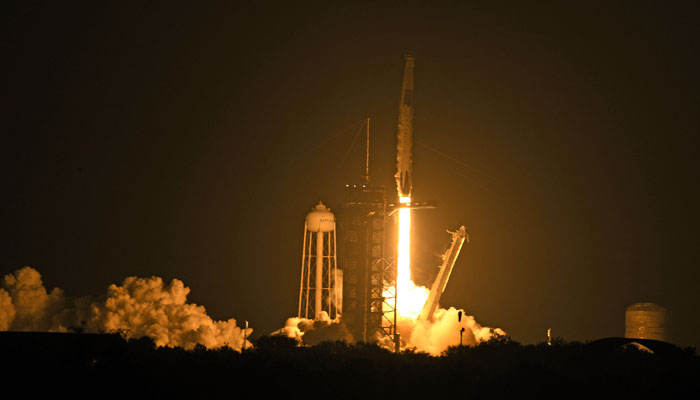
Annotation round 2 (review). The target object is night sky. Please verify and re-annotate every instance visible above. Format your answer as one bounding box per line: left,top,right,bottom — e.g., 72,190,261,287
4,2,699,348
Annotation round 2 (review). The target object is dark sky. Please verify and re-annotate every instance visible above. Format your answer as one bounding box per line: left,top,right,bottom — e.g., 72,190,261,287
4,2,699,347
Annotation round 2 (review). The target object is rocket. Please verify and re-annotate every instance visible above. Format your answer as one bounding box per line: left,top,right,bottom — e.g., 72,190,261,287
395,55,414,201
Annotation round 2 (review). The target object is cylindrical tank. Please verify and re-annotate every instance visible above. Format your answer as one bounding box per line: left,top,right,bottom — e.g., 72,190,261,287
625,302,671,342
306,202,336,232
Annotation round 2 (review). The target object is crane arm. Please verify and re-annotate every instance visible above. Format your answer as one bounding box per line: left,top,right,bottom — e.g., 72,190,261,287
418,226,469,322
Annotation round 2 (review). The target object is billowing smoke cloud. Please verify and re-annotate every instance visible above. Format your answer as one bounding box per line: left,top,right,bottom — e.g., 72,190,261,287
1,266,66,331
0,267,252,350
276,311,353,345
397,306,506,355
275,306,502,355
0,288,15,331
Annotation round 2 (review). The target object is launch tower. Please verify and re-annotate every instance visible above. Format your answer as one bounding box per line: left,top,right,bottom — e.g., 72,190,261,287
339,183,396,342
339,119,397,342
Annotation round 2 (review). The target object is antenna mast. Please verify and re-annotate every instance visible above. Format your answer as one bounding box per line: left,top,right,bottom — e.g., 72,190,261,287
363,117,370,183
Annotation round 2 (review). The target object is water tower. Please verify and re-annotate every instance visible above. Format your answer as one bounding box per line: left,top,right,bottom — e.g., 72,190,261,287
298,202,340,320
625,302,671,342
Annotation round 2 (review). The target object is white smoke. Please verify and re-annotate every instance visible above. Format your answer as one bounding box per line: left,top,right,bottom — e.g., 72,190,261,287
276,312,353,345
1,266,66,331
0,266,252,350
0,288,15,331
276,306,502,354
397,306,506,355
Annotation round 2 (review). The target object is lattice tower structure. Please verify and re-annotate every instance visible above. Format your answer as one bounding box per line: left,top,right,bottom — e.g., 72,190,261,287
339,184,396,342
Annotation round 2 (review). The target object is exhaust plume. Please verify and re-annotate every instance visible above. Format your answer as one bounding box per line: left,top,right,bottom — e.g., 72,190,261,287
277,311,353,345
398,306,505,355
0,266,252,350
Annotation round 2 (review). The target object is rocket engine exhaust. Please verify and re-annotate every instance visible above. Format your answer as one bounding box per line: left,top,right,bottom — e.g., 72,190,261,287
387,55,505,354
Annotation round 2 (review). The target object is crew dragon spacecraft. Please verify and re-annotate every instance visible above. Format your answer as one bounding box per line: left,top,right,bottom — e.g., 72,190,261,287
395,55,414,201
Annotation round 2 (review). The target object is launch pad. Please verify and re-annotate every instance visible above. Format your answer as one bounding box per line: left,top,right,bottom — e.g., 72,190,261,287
297,55,467,348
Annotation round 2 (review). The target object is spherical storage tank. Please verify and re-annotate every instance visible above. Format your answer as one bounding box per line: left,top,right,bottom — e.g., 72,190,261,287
625,302,670,342
306,201,335,232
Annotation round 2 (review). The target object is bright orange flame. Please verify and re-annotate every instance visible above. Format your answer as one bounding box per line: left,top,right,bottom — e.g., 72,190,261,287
396,197,429,319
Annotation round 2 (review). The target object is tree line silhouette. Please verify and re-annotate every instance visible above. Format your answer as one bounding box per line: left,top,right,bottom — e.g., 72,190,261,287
1,331,697,398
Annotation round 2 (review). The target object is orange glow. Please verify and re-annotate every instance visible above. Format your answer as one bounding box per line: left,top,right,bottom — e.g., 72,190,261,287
396,197,429,319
